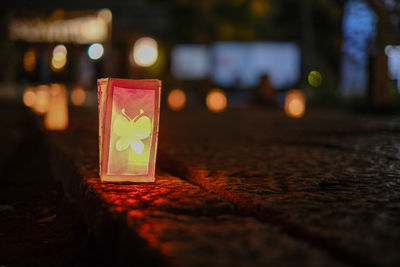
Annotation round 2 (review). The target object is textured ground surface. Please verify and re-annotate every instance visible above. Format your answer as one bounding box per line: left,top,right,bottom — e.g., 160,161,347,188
2,103,400,266
158,108,400,267
0,102,114,267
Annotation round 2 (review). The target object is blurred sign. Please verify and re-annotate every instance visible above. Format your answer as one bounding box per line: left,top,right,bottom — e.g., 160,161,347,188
171,45,211,79
212,42,301,89
9,13,110,44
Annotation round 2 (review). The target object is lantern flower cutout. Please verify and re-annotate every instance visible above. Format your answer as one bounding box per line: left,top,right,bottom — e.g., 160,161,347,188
98,78,161,182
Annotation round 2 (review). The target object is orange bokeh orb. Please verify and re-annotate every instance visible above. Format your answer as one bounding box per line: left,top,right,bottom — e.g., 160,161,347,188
167,89,186,111
71,87,86,106
23,87,36,107
284,89,306,118
32,85,50,115
206,88,227,113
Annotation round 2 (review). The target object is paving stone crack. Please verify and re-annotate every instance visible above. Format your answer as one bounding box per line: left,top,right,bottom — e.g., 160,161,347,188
158,149,380,267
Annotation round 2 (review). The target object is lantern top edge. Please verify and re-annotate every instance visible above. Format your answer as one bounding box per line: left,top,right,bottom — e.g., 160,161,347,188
97,78,161,89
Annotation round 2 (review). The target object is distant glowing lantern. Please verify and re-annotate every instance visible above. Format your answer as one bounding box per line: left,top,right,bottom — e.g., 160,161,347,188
23,87,36,107
70,86,86,106
167,89,186,111
284,89,306,118
88,43,104,60
97,78,161,182
23,49,36,72
31,85,50,115
133,37,158,67
307,70,322,87
44,84,68,130
206,88,227,113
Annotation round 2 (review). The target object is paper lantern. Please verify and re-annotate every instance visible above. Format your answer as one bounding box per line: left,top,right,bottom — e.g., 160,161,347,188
97,78,161,182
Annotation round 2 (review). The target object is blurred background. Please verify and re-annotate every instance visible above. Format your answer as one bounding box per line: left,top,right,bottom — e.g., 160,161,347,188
1,2,400,265
0,0,400,117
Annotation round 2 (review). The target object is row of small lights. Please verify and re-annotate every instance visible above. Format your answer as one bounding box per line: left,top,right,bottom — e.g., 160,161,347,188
23,36,158,73
167,88,306,118
23,85,86,112
24,28,312,119
24,83,305,122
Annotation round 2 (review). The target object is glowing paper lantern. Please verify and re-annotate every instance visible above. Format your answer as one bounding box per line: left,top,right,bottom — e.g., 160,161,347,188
44,84,68,130
97,78,161,182
284,89,306,118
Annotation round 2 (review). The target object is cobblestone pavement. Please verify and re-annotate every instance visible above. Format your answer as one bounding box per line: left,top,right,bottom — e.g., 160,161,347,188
48,106,400,267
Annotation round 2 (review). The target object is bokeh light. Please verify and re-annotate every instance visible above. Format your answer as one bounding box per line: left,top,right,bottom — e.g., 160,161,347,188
88,43,104,60
51,56,67,71
307,70,322,87
206,88,227,113
23,87,36,107
70,86,86,106
167,89,186,111
249,0,269,17
284,89,306,118
80,19,107,43
23,49,36,72
97,8,112,24
44,84,68,131
32,85,50,115
133,37,158,67
51,44,67,71
53,44,67,60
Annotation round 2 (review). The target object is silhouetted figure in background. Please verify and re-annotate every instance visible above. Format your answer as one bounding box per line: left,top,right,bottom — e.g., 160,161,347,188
256,74,276,105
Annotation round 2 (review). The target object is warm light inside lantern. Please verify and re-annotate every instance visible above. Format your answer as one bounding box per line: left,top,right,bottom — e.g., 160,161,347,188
44,84,69,130
206,88,227,113
133,37,158,67
98,78,161,182
284,89,306,118
167,89,186,111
